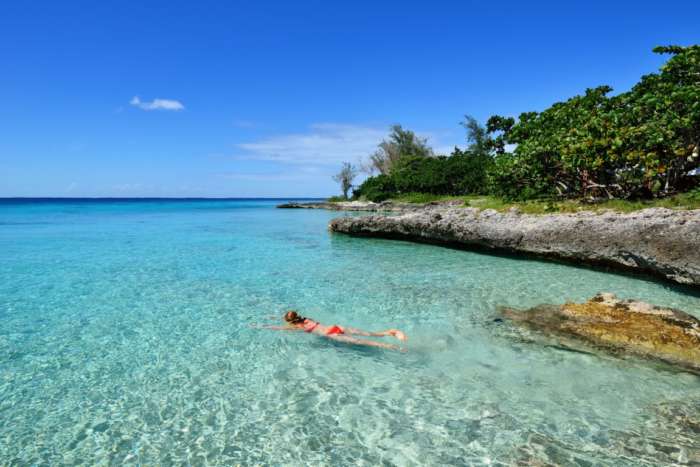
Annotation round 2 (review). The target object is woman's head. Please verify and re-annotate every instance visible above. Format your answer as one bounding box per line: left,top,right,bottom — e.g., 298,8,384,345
284,310,305,324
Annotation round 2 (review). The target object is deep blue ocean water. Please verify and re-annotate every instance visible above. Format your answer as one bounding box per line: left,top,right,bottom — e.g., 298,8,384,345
1,199,698,465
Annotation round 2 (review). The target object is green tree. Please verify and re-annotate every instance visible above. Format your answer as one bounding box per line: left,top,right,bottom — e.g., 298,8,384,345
333,162,358,199
365,125,434,175
461,115,490,157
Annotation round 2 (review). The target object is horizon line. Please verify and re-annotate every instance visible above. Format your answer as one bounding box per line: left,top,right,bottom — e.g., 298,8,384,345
0,196,327,201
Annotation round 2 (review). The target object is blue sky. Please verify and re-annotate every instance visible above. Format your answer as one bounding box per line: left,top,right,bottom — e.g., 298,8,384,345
1,1,699,197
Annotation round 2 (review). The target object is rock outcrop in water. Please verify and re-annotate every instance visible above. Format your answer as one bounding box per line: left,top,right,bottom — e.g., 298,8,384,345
500,293,700,373
328,207,700,287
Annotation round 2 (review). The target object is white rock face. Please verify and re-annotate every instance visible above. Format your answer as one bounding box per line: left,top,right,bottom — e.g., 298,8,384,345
329,207,700,287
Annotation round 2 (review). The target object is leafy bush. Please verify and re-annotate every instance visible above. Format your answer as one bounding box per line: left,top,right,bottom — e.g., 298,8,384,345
354,46,700,203
487,45,700,200
352,174,396,201
391,156,451,194
447,149,493,194
353,149,494,201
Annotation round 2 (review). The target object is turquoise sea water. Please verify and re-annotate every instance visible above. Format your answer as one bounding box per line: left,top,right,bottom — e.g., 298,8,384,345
1,199,698,466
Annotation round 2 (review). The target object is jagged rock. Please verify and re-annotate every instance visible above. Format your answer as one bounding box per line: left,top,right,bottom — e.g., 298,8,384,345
328,207,700,286
499,293,700,373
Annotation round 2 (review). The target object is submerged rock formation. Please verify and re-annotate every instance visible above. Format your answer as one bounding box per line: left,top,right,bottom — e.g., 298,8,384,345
500,293,700,373
329,207,700,287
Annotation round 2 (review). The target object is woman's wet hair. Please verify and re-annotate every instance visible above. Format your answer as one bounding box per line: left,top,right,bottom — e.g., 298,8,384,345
284,310,305,324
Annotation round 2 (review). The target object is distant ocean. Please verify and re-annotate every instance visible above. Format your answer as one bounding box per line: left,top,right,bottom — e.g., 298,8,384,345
1,198,698,464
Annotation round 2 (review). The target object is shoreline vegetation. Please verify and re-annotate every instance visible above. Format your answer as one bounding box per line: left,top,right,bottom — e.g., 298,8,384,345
388,191,700,213
282,189,700,214
329,45,700,210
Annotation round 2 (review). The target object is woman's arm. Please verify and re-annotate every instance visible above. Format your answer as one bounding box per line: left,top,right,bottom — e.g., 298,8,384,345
259,325,303,331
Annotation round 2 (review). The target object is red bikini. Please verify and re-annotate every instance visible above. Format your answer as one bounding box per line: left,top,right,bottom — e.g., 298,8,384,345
302,320,344,335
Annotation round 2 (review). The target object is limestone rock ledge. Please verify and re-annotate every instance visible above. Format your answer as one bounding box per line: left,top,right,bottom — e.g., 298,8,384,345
328,207,700,287
277,200,463,212
499,293,700,373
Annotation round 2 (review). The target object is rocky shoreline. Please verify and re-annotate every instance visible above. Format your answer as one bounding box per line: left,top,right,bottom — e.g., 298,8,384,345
328,205,700,287
277,200,458,212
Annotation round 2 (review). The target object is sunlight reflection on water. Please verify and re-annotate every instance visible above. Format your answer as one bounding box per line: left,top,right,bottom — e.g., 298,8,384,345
0,199,698,465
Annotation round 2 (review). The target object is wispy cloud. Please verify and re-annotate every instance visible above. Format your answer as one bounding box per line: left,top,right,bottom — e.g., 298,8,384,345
218,166,327,183
235,123,461,166
130,96,184,111
236,123,387,166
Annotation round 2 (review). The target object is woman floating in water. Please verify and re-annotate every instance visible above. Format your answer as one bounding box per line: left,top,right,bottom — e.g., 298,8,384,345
266,310,407,350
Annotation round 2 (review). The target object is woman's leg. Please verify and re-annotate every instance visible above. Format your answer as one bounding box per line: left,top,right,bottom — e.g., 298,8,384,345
327,334,399,350
344,327,407,341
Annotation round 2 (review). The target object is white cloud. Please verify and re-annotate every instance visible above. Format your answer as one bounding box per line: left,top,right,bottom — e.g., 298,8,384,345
130,96,184,111
235,123,464,167
236,123,387,166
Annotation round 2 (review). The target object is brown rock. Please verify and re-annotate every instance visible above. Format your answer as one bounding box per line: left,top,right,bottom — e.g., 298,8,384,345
500,293,700,373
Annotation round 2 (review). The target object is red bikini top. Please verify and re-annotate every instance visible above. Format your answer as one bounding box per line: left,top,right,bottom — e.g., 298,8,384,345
303,320,319,333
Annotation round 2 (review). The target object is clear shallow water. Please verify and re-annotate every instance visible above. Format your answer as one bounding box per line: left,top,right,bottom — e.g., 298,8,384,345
1,199,698,466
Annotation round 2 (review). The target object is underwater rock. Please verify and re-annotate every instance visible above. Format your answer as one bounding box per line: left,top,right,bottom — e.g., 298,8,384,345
329,207,700,287
500,293,700,373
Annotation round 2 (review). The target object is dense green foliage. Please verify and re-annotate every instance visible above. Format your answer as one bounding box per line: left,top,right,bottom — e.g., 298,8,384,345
354,116,494,200
353,174,396,201
351,45,700,202
487,45,700,200
353,149,493,200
